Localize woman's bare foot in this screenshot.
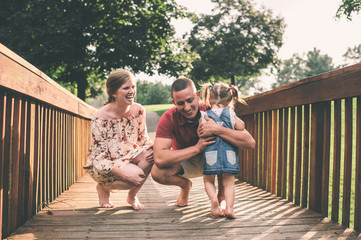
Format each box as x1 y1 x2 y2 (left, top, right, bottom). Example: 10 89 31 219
96 184 114 208
127 195 144 210
210 200 220 218
175 179 192 207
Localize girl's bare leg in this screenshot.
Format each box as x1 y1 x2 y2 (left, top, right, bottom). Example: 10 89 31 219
222 174 236 219
217 175 226 216
204 175 221 218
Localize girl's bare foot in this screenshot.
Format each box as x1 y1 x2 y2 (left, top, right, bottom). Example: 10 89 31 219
225 208 237 219
96 184 114 208
210 200 220 218
219 200 226 217
127 195 144 210
175 179 192 207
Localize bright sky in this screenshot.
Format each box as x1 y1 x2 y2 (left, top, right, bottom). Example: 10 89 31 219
174 0 361 66
138 0 361 87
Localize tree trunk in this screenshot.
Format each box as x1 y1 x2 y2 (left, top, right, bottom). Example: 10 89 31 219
231 75 235 85
77 78 86 101
76 70 87 101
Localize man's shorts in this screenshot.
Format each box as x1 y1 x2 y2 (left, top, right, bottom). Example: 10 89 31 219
178 154 203 178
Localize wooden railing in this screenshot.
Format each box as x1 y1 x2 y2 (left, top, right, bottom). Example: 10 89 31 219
237 63 361 233
0 44 96 239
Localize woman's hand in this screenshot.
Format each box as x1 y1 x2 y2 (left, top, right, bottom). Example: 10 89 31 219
133 145 154 164
111 164 146 187
124 170 145 187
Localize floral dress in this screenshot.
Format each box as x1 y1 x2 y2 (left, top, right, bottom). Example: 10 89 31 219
84 103 152 185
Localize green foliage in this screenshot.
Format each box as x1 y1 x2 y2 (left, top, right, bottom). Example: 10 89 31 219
303 48 335 77
136 81 153 105
0 0 187 100
272 54 305 89
342 43 361 65
136 81 171 105
187 0 286 91
272 48 335 89
336 0 361 20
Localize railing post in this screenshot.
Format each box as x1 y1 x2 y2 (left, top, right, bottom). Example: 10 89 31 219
331 100 342 222
321 101 331 217
302 104 310 208
0 90 5 239
355 96 361 232
342 98 353 227
309 102 325 213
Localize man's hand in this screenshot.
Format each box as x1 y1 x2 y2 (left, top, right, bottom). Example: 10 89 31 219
198 113 256 149
198 114 220 138
195 136 216 152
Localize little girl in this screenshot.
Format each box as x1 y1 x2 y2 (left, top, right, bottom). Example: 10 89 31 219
200 82 246 219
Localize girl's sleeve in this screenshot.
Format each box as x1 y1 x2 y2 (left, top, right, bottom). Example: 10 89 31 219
137 106 153 146
230 108 237 129
84 119 114 174
200 111 207 123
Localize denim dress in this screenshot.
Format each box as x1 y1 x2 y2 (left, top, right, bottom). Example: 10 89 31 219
203 108 240 176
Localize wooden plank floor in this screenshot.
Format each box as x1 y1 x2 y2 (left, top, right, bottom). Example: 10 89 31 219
7 174 360 239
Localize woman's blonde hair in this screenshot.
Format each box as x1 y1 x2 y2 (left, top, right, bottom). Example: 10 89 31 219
202 82 247 109
104 69 134 105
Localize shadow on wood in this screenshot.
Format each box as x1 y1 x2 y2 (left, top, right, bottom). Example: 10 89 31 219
7 175 360 239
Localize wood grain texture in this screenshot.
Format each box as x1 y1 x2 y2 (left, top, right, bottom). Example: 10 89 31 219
7 174 360 239
0 44 96 119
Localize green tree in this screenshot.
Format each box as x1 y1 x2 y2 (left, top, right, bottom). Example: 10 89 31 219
272 53 305 89
143 82 171 105
272 48 335 89
136 81 153 105
303 48 335 77
343 43 361 65
187 0 286 89
136 81 171 105
0 0 186 100
336 0 361 20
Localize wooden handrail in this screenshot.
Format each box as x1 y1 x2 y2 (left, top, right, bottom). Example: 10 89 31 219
237 63 361 232
237 63 361 116
0 43 95 119
0 44 96 238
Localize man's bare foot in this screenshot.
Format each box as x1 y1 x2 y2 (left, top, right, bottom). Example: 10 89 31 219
210 200 220 218
127 195 144 210
96 184 114 208
225 208 237 219
175 179 192 207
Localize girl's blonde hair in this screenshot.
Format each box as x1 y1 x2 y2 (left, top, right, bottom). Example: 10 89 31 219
104 69 134 105
202 82 247 109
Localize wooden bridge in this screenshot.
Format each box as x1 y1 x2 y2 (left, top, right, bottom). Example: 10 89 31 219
1 43 361 239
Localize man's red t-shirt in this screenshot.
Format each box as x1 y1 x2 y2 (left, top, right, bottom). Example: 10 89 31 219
155 107 200 150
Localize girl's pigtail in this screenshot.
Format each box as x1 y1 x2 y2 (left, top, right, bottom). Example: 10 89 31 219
202 83 212 107
229 85 247 106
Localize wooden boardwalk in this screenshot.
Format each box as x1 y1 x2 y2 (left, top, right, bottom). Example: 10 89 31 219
7 174 360 239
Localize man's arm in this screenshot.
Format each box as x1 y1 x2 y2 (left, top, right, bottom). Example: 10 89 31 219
153 136 215 168
198 114 255 149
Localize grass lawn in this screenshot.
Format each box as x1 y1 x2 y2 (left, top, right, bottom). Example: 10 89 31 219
144 103 173 117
